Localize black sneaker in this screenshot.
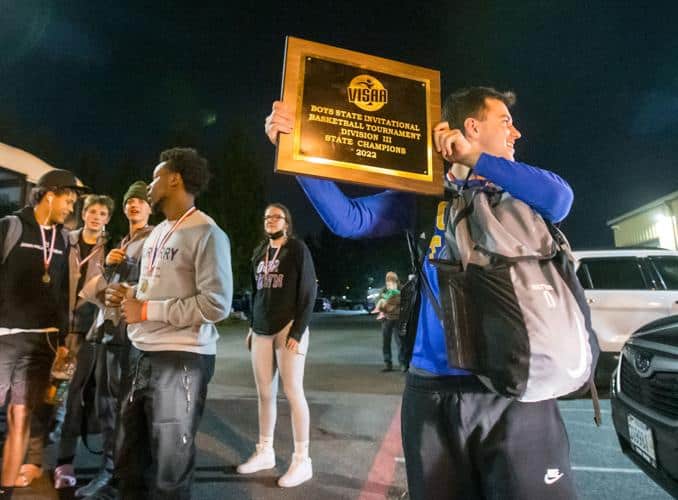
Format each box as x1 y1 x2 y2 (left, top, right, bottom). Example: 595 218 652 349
381 363 393 372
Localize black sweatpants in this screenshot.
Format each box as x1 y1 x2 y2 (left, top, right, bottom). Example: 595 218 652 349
115 347 214 500
401 374 577 500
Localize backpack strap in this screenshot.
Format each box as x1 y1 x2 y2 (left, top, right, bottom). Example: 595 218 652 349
450 190 480 236
546 220 602 425
405 231 443 320
590 374 602 426
1 215 22 265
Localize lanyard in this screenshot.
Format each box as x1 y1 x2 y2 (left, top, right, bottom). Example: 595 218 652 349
76 244 102 270
263 243 282 279
146 207 196 275
39 224 57 284
119 224 149 250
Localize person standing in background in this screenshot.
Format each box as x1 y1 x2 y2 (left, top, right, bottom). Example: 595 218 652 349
237 203 317 488
374 271 405 372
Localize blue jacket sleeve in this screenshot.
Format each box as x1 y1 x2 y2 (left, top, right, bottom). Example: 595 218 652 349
473 154 574 223
296 177 416 239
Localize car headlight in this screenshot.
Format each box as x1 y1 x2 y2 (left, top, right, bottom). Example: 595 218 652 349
610 368 617 396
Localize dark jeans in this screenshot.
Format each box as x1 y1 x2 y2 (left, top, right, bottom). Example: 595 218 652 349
115 347 215 500
95 342 130 472
381 319 405 366
401 374 577 500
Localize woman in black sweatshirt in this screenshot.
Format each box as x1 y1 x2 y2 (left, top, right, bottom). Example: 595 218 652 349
237 203 317 488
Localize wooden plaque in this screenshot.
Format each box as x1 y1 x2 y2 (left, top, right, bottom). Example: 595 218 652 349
275 36 443 196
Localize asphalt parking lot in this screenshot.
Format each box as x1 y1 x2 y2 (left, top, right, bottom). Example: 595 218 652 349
5 312 673 499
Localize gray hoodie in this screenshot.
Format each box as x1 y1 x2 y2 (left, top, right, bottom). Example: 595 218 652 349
127 209 232 354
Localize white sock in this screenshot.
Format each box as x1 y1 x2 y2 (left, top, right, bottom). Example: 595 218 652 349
259 435 274 449
294 440 309 459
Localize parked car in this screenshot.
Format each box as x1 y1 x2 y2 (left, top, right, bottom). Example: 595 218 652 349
314 297 332 312
331 295 366 311
574 249 678 380
230 292 251 320
610 315 678 497
365 285 384 312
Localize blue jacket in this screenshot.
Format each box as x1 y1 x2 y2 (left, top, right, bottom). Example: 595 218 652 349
298 153 573 375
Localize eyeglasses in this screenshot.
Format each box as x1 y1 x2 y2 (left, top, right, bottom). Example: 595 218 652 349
263 215 286 221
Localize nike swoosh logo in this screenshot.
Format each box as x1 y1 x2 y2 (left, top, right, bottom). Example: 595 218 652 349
544 472 564 485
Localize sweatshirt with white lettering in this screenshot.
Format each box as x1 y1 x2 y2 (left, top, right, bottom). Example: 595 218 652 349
127 209 232 355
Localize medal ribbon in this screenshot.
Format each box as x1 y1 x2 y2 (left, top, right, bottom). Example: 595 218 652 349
146 207 197 275
39 224 57 279
119 224 149 250
263 243 282 280
77 244 102 270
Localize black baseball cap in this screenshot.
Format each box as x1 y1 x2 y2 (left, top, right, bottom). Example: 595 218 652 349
36 169 90 192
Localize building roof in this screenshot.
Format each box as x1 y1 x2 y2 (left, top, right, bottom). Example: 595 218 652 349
0 142 55 183
573 249 678 259
607 190 678 226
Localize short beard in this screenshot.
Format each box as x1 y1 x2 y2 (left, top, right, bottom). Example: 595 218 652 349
151 197 165 217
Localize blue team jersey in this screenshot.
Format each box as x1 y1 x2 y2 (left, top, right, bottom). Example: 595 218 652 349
410 201 471 375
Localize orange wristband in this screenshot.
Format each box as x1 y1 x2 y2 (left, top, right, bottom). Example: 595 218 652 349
141 301 149 322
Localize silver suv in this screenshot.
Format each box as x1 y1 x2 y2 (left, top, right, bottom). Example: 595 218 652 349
574 249 678 376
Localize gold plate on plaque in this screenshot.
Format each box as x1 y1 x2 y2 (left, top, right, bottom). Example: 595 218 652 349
276 37 443 196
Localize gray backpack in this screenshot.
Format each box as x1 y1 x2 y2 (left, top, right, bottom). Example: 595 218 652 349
1 215 23 264
434 189 600 404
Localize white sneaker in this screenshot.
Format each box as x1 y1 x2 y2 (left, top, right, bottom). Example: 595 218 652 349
236 445 276 474
278 454 312 488
54 463 77 489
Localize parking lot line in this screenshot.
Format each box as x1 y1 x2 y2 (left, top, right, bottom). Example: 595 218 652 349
572 466 643 474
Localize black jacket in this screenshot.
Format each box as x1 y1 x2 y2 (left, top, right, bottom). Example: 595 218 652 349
0 207 69 333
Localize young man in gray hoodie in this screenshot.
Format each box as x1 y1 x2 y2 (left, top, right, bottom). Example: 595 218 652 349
104 148 233 500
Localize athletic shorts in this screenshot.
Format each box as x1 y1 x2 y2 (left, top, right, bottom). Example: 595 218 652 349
0 332 57 408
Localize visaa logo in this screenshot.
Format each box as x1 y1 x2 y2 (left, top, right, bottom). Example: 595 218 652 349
347 75 388 112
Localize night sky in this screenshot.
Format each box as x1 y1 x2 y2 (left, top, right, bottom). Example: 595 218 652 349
2 1 677 248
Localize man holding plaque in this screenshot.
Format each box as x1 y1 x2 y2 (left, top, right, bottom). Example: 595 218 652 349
0 169 81 499
104 148 232 500
266 87 579 499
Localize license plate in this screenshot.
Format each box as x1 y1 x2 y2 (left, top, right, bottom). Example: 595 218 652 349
627 414 656 467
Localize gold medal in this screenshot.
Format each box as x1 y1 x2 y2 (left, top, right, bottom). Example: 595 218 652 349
39 224 56 286
139 279 148 293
